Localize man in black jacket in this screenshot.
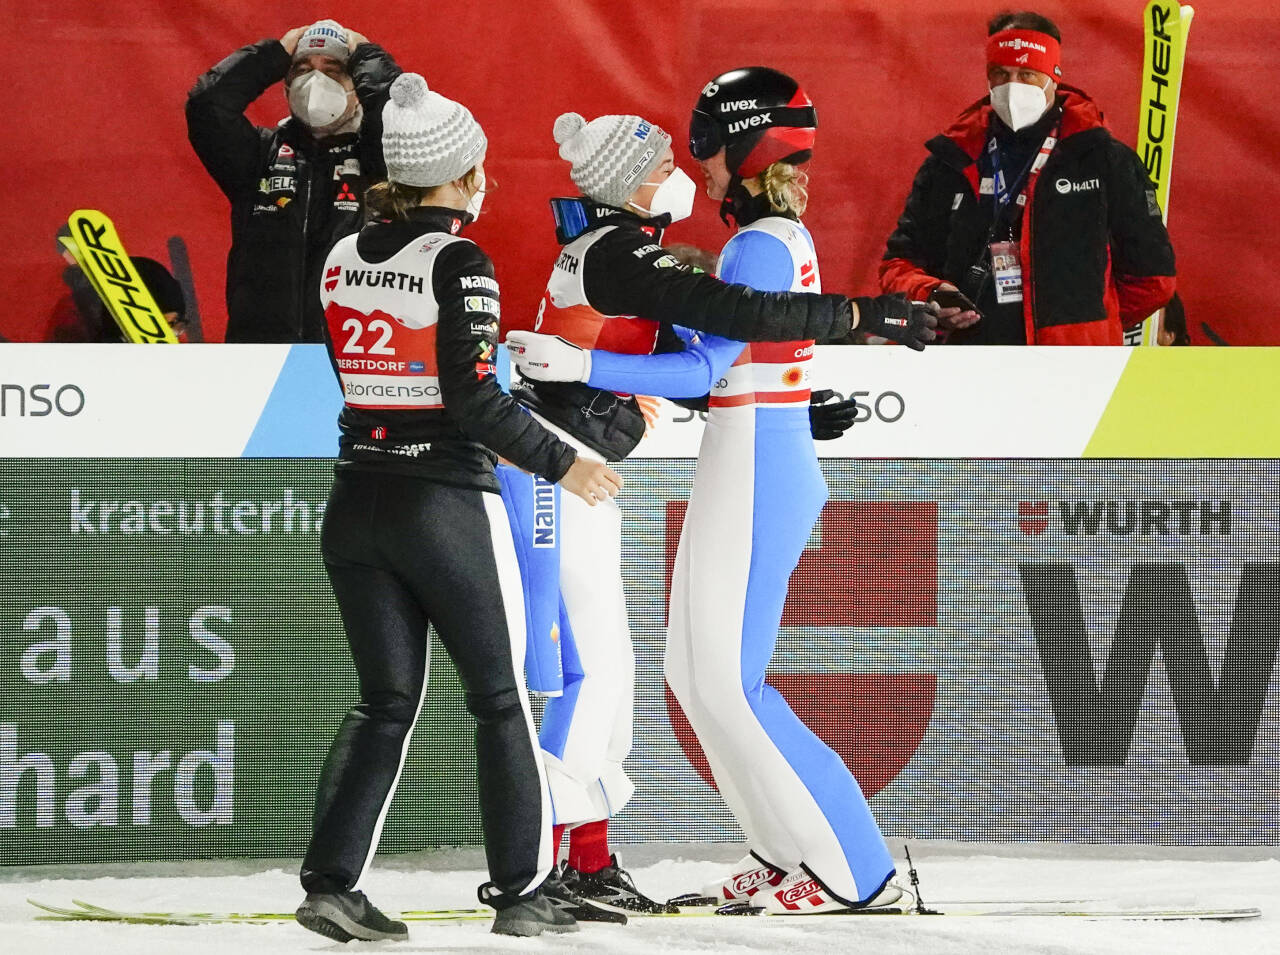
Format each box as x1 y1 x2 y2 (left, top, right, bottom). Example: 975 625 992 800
186 20 401 343
879 11 1175 345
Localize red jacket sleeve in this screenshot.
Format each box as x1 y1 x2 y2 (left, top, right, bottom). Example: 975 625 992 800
1115 273 1176 327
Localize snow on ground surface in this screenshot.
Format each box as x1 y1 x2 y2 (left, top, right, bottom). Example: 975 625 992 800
1 842 1276 954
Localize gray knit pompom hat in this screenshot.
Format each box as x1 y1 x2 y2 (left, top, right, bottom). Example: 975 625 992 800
553 111 672 208
382 74 487 188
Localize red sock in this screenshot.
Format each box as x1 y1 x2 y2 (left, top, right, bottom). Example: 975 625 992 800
551 824 567 862
567 818 611 874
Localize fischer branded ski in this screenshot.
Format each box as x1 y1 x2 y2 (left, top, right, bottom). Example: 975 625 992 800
1127 1 1195 346
29 897 1261 925
60 209 179 344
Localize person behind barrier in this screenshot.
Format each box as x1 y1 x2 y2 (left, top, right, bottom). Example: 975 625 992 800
51 254 188 342
879 10 1176 344
296 72 623 943
186 19 400 342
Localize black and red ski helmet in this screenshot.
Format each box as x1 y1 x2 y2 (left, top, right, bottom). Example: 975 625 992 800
689 67 817 178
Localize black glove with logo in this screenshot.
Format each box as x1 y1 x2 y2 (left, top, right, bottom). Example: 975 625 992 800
850 294 939 351
809 390 859 441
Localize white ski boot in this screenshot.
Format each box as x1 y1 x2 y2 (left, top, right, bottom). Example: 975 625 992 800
759 869 914 915
701 854 788 903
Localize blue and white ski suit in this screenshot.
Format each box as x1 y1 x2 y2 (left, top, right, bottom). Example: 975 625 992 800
580 215 894 905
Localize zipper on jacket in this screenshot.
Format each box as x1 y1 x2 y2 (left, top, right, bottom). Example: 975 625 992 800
296 153 311 341
1024 166 1037 344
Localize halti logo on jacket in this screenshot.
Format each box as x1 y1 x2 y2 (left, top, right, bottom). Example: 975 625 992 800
1056 178 1101 194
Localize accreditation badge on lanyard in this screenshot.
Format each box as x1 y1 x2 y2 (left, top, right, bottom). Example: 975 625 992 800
988 129 1058 305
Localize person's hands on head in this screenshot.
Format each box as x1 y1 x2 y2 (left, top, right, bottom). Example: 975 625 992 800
280 26 307 57
506 331 590 383
284 20 358 133
929 283 982 330
345 29 369 51
559 457 623 507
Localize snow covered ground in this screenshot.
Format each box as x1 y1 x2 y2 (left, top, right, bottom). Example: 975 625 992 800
1 842 1275 954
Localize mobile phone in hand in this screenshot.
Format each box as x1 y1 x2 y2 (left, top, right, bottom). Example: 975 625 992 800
930 287 982 316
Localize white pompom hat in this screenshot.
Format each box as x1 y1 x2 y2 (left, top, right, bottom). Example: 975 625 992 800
381 73 487 188
553 111 671 208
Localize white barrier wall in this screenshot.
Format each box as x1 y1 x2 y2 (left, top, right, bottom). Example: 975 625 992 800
0 346 1277 863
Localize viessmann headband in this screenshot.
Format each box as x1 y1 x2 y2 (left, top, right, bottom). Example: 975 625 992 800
986 29 1062 79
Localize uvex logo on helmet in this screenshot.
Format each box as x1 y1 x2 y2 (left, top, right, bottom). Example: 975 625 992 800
690 66 817 179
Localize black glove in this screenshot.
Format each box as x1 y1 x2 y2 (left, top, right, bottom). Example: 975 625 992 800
809 389 859 441
851 293 939 351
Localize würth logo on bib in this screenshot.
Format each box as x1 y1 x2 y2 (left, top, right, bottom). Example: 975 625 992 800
324 266 341 292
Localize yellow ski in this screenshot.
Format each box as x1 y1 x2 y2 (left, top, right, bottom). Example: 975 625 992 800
1128 2 1194 347
62 209 178 344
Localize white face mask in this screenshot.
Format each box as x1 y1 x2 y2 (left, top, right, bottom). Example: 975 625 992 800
288 70 352 129
458 175 486 219
629 167 697 223
990 79 1052 132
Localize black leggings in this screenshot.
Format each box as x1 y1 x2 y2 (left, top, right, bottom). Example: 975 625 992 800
301 468 549 899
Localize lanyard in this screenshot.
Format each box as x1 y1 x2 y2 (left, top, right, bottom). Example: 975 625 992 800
988 126 1059 225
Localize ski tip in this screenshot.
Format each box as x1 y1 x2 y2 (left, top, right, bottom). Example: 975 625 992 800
714 902 764 917
666 894 718 908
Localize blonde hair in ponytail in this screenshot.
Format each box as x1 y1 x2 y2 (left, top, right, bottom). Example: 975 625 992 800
750 161 809 217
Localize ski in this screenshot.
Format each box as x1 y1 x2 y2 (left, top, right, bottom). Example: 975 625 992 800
29 897 1260 925
60 209 179 344
1127 1 1195 346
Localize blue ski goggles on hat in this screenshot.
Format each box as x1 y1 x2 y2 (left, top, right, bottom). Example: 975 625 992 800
688 109 721 161
550 196 593 244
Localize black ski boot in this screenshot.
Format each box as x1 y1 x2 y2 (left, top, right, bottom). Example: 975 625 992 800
295 889 408 942
480 881 580 937
568 854 679 914
543 861 628 923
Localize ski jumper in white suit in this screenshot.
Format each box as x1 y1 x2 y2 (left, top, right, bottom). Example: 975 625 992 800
577 214 895 906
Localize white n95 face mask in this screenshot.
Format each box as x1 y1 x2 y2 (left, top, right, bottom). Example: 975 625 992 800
458 174 486 219
288 71 352 128
630 167 697 223
990 80 1052 132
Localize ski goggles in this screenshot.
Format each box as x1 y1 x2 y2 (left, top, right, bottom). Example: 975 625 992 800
688 106 819 161
688 109 721 161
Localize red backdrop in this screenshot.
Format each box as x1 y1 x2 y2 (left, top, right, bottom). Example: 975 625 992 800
10 1 1275 344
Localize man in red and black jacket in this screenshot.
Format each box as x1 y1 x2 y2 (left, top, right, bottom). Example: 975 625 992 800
880 11 1175 345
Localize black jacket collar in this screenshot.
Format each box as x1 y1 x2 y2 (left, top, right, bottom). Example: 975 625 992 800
357 206 471 262
573 199 668 243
